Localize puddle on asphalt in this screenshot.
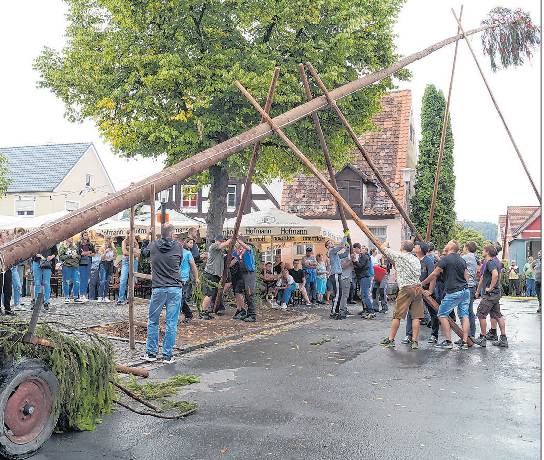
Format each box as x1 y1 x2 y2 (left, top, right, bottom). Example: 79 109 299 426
182 368 240 394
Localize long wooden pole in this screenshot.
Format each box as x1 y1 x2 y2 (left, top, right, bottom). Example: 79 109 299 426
213 68 280 312
150 184 156 242
452 9 541 203
305 62 424 242
0 23 497 270
234 81 384 250
128 204 135 350
426 6 464 241
298 64 352 248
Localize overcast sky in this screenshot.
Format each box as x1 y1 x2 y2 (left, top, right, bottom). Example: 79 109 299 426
0 0 540 224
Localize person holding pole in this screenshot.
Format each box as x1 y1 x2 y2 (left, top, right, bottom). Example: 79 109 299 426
379 240 423 349
140 223 184 363
233 235 257 322
325 230 350 319
117 229 140 304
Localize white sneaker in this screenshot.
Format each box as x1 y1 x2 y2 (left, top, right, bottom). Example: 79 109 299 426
80 296 88 303
64 298 70 304
102 297 111 303
74 297 84 303
281 302 287 310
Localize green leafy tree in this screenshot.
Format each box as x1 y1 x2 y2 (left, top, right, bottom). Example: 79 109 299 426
410 84 456 251
0 151 13 195
33 0 409 241
453 227 491 258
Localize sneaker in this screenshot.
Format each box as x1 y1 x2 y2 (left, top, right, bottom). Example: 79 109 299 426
162 355 175 364
30 300 35 310
281 302 287 310
216 309 226 316
379 338 395 348
4 310 15 316
473 335 487 347
64 298 70 304
199 312 214 320
435 340 453 349
346 311 354 317
410 340 419 349
80 296 88 303
305 302 313 306
74 297 85 303
485 330 498 341
401 335 412 344
43 303 49 311
117 299 125 305
334 315 346 320
244 316 256 322
141 353 157 362
181 316 193 324
492 335 508 348
330 313 338 319
102 297 111 303
233 309 246 319
460 341 469 350
454 338 463 345
428 335 438 344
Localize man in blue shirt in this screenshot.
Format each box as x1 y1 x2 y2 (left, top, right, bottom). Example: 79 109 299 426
233 235 258 322
325 231 349 318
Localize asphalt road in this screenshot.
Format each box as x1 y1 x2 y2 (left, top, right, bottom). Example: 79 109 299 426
34 298 541 460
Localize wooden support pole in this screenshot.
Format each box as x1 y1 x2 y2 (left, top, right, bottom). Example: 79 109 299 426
426 6 464 242
298 64 352 248
150 184 156 242
305 62 425 242
234 81 384 250
452 9 541 204
128 204 135 350
423 292 473 346
214 68 280 312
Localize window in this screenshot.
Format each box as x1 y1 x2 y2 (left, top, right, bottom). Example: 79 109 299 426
227 185 236 210
181 187 197 209
367 226 387 249
337 179 365 213
65 200 80 212
296 244 313 255
14 199 35 216
85 173 93 188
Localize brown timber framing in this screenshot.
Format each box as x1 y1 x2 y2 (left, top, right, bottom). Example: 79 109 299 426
214 68 280 312
305 62 424 242
0 23 497 270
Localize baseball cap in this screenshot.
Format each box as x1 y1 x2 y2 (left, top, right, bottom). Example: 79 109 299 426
215 234 226 241
415 241 429 254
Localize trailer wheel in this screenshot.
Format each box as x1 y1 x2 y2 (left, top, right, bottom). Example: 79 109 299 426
0 359 59 460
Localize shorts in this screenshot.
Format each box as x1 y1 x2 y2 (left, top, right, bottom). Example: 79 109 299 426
202 272 221 298
438 289 470 318
326 278 333 292
232 277 245 295
476 291 502 320
393 286 424 320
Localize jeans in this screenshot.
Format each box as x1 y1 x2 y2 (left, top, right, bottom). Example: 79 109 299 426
118 257 138 301
277 283 296 304
358 277 373 312
77 263 92 297
437 288 470 318
33 261 51 303
62 267 79 298
526 278 536 297
98 265 113 298
146 287 182 358
12 266 21 306
88 268 100 299
305 281 316 303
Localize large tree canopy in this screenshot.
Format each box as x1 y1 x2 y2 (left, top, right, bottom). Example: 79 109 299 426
410 84 456 251
35 0 409 237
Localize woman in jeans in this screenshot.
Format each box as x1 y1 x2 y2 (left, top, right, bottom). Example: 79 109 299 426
98 237 116 302
58 236 81 303
32 244 58 310
76 231 94 302
117 230 140 304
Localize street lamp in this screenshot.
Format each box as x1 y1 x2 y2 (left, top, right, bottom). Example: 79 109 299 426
399 168 415 239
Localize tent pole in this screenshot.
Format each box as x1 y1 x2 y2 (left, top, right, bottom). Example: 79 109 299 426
426 6 464 242
213 68 280 312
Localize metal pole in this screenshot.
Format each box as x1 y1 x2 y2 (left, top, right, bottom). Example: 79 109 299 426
452 9 541 204
128 204 135 350
0 23 496 270
213 67 280 312
426 6 464 242
234 81 385 250
305 62 425 242
298 64 352 248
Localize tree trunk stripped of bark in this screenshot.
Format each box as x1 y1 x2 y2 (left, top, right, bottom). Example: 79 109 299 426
206 164 229 251
0 23 496 270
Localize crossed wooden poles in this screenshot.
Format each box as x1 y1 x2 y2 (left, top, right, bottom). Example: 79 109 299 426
215 63 470 344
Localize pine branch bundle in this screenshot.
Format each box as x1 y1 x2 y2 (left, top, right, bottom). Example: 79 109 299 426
481 7 541 72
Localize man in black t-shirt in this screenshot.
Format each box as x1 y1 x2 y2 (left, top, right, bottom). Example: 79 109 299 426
289 259 312 305
421 240 470 349
473 244 508 347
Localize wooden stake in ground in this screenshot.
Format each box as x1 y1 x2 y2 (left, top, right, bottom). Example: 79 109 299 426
305 62 425 242
234 81 384 250
453 9 541 204
213 68 280 312
426 6 464 242
128 204 135 349
298 64 351 247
